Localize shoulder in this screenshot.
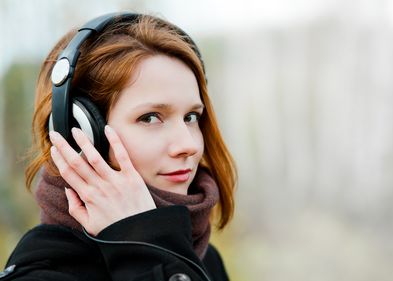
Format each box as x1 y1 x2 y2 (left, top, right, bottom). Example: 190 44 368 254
7 224 94 261
3 224 105 279
202 244 230 281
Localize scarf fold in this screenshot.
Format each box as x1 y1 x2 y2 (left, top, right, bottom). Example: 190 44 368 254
35 167 219 259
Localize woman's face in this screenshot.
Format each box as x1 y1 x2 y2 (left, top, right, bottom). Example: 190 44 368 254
107 55 204 195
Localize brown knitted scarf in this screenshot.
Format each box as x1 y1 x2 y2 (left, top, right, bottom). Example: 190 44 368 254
35 167 219 259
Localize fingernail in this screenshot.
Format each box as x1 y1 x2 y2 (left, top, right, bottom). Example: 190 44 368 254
49 131 59 143
71 127 80 138
50 145 57 155
105 125 112 134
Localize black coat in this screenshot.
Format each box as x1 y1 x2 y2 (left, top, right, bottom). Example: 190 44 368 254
1 206 229 281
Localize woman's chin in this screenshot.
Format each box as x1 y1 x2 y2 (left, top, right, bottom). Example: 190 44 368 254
150 180 189 195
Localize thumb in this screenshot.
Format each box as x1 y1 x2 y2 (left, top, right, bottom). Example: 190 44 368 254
65 187 89 227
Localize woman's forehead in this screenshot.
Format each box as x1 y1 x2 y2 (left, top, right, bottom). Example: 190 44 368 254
115 55 201 105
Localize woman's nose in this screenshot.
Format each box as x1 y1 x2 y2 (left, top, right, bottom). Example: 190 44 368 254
167 123 200 158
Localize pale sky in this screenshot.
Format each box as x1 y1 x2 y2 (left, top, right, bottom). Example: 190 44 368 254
0 0 392 76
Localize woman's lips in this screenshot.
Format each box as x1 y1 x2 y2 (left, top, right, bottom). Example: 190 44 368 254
159 169 191 183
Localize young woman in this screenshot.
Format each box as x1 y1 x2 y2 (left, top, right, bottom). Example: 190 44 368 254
1 12 236 281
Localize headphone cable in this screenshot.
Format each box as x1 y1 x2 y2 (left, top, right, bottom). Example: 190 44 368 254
82 228 212 281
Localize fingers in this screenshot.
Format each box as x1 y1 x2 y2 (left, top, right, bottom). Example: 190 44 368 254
49 130 100 186
104 125 136 175
71 128 113 179
50 145 87 190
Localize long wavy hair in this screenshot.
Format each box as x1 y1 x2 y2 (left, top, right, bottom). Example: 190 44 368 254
25 14 237 229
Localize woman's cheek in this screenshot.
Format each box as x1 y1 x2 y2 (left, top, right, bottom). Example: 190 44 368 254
194 129 205 155
124 137 159 165
106 131 141 170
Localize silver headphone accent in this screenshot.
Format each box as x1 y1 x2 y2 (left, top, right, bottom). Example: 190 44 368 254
51 58 71 86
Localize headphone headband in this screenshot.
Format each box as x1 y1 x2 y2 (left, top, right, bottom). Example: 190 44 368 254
51 13 140 140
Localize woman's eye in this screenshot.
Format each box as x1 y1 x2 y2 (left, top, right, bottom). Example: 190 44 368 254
137 113 161 124
185 112 201 123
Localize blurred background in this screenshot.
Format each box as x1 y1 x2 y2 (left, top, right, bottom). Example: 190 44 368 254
2 0 393 280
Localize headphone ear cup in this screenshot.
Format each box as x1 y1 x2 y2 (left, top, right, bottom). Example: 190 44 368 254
71 96 109 160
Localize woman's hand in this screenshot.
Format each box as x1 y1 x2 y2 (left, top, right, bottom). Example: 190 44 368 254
49 125 156 236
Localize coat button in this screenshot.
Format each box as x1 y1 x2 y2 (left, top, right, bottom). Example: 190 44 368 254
168 273 191 281
0 265 16 278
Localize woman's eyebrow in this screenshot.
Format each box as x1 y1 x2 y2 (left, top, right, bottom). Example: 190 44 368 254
191 104 205 110
132 103 205 111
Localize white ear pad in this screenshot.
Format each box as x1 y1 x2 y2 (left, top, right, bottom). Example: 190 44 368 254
71 102 95 144
48 102 95 145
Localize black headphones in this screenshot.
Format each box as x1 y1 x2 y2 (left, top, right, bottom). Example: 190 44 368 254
48 12 205 160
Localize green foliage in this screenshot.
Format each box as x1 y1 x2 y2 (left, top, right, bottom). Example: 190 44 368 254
2 62 38 177
0 61 41 268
